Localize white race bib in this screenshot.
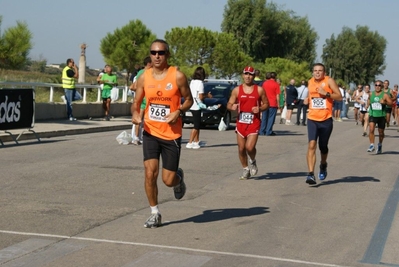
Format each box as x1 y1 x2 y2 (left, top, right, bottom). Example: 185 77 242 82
311 97 327 109
239 112 254 124
371 102 382 110
149 103 170 122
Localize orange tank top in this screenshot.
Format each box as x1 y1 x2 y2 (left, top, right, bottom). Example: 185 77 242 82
143 66 182 140
307 76 333 121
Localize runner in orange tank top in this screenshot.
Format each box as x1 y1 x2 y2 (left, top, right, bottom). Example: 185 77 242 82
304 63 342 185
227 66 269 180
132 39 193 228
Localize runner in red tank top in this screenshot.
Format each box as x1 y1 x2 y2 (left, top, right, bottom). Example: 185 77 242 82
227 66 269 180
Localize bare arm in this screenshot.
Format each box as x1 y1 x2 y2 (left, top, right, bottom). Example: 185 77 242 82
317 78 342 101
258 86 269 112
227 87 239 111
164 70 193 124
383 93 393 106
72 64 78 79
131 74 145 124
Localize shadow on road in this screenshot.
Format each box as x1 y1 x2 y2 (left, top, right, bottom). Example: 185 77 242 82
310 176 380 188
254 172 308 180
163 207 269 226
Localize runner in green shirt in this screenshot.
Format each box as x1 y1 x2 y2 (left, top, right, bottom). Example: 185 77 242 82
367 80 393 154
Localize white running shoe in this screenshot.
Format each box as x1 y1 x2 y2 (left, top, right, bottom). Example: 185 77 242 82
191 142 200 149
186 142 193 149
249 160 258 176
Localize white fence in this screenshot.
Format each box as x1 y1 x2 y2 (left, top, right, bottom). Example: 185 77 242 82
0 81 132 103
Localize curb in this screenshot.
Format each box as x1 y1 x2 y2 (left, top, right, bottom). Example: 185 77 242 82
0 124 132 144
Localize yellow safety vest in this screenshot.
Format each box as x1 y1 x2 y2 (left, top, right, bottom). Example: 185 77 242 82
62 66 75 89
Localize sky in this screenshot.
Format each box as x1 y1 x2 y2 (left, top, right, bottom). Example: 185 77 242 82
1 0 398 83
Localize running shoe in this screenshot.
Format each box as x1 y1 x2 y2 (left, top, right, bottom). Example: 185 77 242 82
318 163 327 180
249 160 258 176
386 122 390 128
186 143 193 149
144 213 162 228
306 174 316 185
362 132 367 137
239 168 251 180
367 144 375 152
376 143 382 154
191 142 200 149
174 168 186 200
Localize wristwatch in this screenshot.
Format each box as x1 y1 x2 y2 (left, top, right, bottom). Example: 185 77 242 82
179 108 184 117
326 92 331 98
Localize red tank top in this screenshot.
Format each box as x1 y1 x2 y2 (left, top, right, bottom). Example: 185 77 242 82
237 84 261 124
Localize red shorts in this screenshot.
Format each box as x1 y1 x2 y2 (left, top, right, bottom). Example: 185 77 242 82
235 121 260 138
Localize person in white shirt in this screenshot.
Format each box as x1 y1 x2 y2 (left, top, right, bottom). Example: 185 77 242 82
333 85 345 122
186 67 206 149
341 86 351 119
295 80 309 126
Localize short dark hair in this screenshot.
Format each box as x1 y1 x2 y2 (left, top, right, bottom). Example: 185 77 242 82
66 58 73 64
143 56 151 66
150 39 170 54
313 63 325 72
192 66 206 81
270 72 277 79
265 72 271 79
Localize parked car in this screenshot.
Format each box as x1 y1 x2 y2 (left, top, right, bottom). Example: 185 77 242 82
183 79 239 129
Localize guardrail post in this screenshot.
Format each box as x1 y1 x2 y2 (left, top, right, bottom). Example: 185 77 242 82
49 86 54 103
97 87 101 102
82 87 87 103
122 85 127 102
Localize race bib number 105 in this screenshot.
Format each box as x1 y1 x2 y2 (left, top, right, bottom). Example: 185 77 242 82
149 103 170 122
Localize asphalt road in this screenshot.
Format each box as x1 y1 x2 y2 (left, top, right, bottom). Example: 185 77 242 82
1 120 399 267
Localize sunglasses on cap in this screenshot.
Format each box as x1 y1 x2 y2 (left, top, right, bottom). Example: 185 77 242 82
150 50 166 56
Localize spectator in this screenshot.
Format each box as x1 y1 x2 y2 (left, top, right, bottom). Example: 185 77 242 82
295 80 309 126
332 84 344 122
260 72 280 135
341 86 351 119
253 69 263 86
284 79 298 125
61 58 81 121
186 66 206 149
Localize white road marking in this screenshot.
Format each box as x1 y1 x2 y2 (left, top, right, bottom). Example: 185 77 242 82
0 229 350 267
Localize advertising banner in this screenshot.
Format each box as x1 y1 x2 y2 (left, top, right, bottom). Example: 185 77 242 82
0 88 35 131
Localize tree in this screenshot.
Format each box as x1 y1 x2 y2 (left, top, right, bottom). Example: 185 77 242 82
261 57 311 86
212 32 252 79
322 26 386 84
0 16 33 70
99 20 156 84
221 0 318 65
165 26 216 67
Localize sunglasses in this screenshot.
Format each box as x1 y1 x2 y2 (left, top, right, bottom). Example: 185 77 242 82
375 84 382 87
150 50 166 56
243 72 254 75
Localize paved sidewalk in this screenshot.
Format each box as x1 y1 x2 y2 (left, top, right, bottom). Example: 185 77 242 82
0 116 133 144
